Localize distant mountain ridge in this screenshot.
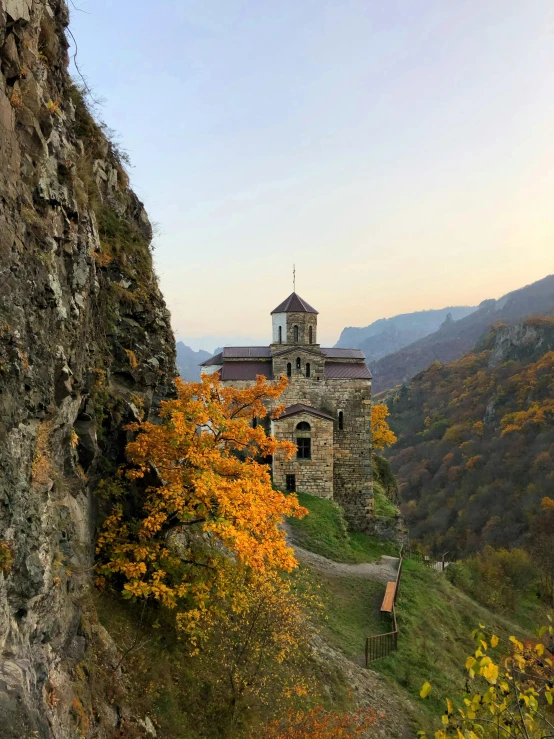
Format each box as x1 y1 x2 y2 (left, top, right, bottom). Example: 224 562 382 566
371 274 554 394
335 306 477 362
176 342 212 381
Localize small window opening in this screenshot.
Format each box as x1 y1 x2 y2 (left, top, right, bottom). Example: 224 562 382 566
252 417 258 429
338 411 344 430
309 326 313 344
293 325 299 342
306 362 311 378
287 362 292 377
296 357 301 371
296 421 311 460
286 474 296 492
278 326 282 344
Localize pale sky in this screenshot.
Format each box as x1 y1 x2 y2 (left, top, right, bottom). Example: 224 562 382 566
70 0 554 350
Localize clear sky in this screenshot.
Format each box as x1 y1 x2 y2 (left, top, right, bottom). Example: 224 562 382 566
69 0 554 350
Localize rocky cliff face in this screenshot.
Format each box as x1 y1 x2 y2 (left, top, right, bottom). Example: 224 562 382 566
0 1 176 736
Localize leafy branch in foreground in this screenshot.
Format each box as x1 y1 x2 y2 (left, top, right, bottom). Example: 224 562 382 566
418 619 554 738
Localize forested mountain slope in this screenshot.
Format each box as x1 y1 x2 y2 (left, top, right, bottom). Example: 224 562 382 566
371 274 554 393
385 318 554 556
335 305 476 361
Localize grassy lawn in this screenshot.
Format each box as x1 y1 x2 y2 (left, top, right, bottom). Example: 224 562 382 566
306 569 387 658
288 491 399 563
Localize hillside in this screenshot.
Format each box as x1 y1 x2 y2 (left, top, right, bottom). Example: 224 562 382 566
371 274 554 393
335 306 476 361
176 341 212 381
285 494 547 736
385 317 554 556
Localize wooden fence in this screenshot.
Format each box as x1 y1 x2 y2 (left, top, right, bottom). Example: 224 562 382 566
365 541 448 665
404 542 449 572
365 550 403 665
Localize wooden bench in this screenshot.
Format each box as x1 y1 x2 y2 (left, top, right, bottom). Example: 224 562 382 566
380 581 396 613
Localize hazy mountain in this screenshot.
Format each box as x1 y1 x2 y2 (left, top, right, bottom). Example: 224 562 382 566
335 306 477 361
176 342 212 381
371 274 554 394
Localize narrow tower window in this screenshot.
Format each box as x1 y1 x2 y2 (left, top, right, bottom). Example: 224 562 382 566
309 326 313 344
306 363 311 378
278 326 282 344
296 421 311 459
296 357 301 371
338 411 344 430
252 416 258 429
293 325 299 343
287 362 292 377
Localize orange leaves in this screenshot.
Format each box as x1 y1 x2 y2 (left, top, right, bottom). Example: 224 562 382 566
257 706 380 738
96 373 308 636
371 404 397 451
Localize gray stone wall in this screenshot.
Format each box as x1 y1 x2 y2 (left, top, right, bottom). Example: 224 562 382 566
272 412 334 498
228 372 374 531
272 348 325 380
284 311 317 345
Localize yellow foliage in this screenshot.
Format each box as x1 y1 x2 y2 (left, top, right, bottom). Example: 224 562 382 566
32 421 54 487
419 622 554 737
124 348 138 368
96 374 307 636
371 404 397 450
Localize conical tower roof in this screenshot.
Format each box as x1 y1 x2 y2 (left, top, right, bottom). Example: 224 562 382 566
271 292 318 314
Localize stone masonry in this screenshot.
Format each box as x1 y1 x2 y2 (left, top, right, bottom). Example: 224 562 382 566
201 292 374 530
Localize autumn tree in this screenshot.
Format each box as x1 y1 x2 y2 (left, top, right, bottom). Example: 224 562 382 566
528 497 554 606
419 621 554 738
195 567 321 731
372 403 397 450
96 373 307 638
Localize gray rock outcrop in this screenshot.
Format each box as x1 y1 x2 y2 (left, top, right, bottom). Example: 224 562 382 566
0 1 176 736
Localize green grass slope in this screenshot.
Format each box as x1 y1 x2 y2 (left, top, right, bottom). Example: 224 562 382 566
288 491 398 563
290 492 549 734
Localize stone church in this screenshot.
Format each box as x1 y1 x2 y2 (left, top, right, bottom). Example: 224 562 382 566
200 293 373 530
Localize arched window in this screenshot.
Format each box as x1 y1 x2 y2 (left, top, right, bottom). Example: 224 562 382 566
278 326 282 344
309 326 313 344
338 411 344 430
296 357 301 371
287 362 292 377
293 325 299 343
252 416 258 429
306 363 311 378
296 421 311 459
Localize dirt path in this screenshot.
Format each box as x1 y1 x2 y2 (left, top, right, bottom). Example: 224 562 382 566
291 544 400 584
285 536 414 738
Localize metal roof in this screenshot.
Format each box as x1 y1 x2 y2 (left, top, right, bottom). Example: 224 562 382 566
271 292 318 315
323 363 372 380
223 346 271 359
276 403 334 421
200 351 223 367
322 348 366 359
220 361 273 381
